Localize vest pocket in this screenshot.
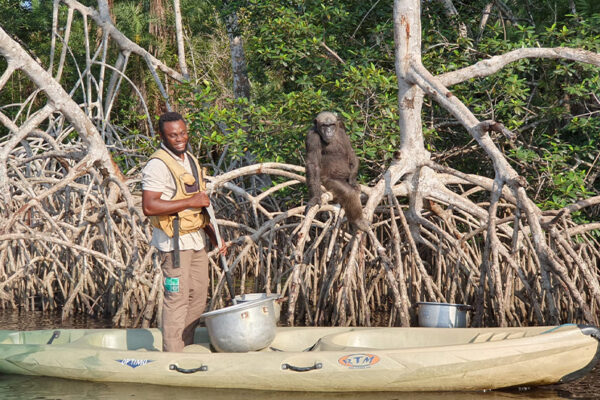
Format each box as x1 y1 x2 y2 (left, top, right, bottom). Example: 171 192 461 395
178 209 209 233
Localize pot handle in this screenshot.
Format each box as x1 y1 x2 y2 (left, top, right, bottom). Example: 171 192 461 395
169 363 208 374
457 305 474 312
281 362 323 372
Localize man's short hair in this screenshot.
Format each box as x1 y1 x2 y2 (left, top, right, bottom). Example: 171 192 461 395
158 111 185 135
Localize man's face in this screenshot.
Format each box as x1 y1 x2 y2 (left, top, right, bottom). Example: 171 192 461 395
160 119 188 156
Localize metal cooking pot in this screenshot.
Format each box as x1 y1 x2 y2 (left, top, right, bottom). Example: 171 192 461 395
417 302 473 328
200 297 276 352
234 293 281 322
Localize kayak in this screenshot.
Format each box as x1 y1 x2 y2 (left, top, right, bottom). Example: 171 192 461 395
0 324 598 392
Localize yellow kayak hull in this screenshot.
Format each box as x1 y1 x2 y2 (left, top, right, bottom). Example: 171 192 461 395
0 324 598 392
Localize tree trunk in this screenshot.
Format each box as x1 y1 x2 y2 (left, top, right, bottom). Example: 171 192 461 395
173 0 189 79
223 1 250 100
149 0 169 57
384 0 600 324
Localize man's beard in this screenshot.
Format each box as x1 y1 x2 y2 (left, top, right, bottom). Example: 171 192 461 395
163 140 187 156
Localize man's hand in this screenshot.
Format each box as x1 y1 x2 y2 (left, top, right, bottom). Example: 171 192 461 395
203 223 229 256
187 192 210 209
217 243 228 256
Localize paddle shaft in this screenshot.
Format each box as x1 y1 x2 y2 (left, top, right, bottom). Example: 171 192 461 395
206 205 237 305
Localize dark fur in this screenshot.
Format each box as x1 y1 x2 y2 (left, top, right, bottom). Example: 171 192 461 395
305 112 368 231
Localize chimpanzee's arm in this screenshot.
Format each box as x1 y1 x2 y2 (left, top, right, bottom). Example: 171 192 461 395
305 129 323 205
344 133 359 188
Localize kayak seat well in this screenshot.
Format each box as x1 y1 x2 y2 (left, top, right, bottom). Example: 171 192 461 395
69 329 161 351
0 330 86 345
315 327 536 351
266 327 355 352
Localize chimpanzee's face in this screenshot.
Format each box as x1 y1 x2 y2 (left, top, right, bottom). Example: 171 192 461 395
316 113 337 143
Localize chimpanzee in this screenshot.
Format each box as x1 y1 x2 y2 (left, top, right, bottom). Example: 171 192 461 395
305 111 369 232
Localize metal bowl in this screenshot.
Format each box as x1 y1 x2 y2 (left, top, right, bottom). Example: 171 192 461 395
416 302 473 328
234 293 281 322
200 297 276 352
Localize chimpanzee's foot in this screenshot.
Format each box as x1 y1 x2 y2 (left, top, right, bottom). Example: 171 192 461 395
351 218 370 232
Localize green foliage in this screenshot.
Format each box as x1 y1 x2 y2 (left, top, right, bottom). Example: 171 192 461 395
0 0 54 130
181 0 599 217
113 2 150 47
2 0 599 218
178 81 250 165
0 0 53 62
417 1 600 217
238 0 398 179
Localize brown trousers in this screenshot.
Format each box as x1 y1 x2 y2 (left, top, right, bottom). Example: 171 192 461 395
159 249 209 352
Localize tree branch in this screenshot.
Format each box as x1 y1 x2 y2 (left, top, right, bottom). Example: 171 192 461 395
60 0 184 82
438 47 600 87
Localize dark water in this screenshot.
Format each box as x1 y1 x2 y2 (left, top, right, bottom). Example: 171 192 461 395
0 310 598 400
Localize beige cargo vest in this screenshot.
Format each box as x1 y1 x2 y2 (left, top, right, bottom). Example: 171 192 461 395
148 149 209 237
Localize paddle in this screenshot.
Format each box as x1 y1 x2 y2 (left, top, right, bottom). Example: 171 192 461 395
205 205 237 305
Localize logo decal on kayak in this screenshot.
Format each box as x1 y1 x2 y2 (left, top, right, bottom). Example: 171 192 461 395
116 358 154 368
338 353 380 369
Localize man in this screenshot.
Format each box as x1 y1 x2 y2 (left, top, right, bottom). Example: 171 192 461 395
142 111 223 352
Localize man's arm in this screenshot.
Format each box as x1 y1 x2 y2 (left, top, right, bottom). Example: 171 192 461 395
203 223 228 255
142 190 210 216
203 223 217 246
